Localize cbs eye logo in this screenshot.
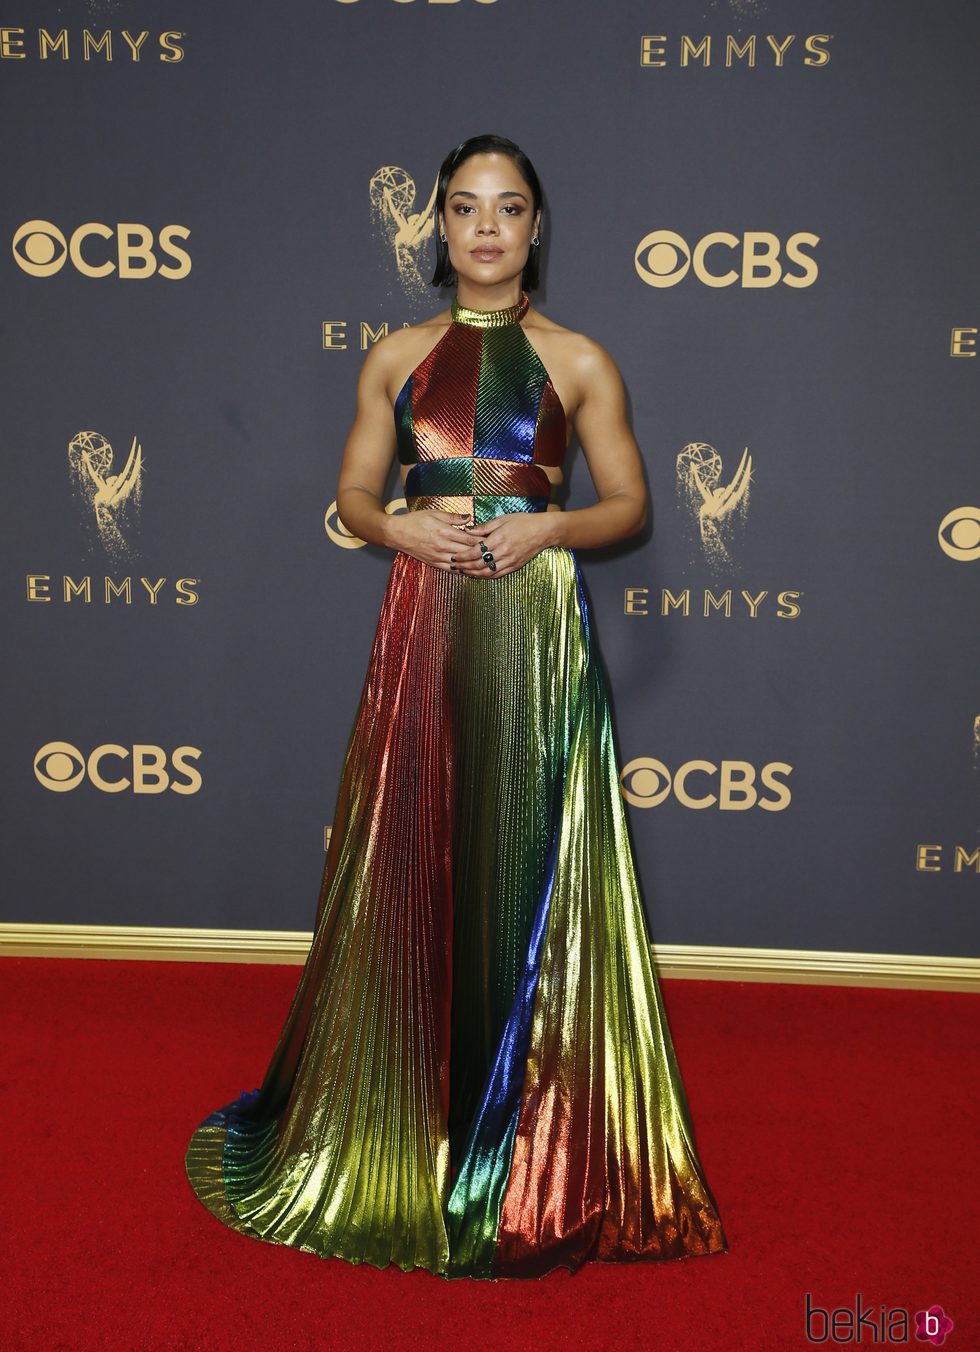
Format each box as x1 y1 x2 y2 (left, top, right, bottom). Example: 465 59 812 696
620 758 792 810
12 220 191 279
34 742 202 794
634 230 819 289
938 506 980 561
324 497 407 548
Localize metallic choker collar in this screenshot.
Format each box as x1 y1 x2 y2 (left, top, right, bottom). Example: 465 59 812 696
451 291 530 329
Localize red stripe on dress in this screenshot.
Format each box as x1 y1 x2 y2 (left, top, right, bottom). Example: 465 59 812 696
411 324 483 462
531 380 567 469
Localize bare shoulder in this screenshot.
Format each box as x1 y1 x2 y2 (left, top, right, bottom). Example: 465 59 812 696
523 305 624 416
361 308 454 402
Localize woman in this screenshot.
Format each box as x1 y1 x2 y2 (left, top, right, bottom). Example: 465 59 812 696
185 133 728 1281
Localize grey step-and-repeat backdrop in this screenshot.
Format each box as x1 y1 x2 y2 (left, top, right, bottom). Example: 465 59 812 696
3 1 977 959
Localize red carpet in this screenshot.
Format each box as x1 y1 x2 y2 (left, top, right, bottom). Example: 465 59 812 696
3 956 976 1350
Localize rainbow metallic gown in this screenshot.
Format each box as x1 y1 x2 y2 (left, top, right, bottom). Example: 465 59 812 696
184 290 728 1281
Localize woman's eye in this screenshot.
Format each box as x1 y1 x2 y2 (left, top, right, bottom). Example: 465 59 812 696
452 203 523 216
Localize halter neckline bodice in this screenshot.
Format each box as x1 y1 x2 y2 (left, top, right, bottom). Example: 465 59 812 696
395 285 565 524
450 291 530 329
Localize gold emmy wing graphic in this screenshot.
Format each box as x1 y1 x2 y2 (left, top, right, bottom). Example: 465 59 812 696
369 164 438 306
676 441 753 570
68 430 143 558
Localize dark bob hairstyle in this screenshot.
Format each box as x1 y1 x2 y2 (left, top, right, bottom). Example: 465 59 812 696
431 133 543 292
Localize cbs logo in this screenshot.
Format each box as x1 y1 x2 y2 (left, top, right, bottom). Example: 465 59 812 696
34 742 202 794
620 758 792 810
634 230 819 289
12 220 191 279
937 506 980 561
324 497 407 548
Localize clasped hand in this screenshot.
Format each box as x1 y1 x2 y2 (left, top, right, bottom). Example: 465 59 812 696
397 509 554 578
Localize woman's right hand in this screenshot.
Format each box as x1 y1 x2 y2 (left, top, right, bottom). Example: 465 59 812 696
389 509 489 575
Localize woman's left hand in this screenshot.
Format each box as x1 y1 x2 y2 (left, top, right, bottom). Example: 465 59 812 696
452 511 558 578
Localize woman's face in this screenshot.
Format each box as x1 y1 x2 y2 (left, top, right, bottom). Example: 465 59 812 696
439 152 540 293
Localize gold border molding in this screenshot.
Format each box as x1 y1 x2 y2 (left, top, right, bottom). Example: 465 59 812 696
0 923 975 992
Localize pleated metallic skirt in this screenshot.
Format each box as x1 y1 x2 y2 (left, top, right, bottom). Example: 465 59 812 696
184 534 728 1280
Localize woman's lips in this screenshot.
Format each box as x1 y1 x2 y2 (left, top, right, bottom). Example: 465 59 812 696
471 248 503 260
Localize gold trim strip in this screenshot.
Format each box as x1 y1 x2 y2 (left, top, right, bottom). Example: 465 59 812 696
0 923 976 992
451 290 530 328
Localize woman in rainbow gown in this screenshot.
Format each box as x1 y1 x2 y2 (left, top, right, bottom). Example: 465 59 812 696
185 133 728 1281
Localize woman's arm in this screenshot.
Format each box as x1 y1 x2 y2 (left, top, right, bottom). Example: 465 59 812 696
545 338 648 550
334 341 402 549
334 334 475 565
